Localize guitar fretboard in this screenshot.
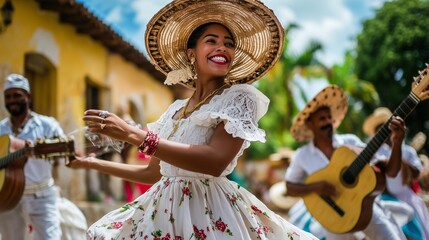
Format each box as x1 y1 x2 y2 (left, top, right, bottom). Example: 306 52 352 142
0 148 26 169
342 92 420 184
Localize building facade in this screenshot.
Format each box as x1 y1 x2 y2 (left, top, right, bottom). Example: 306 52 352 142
0 0 177 201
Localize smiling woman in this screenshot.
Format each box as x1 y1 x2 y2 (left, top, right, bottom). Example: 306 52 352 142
67 0 318 239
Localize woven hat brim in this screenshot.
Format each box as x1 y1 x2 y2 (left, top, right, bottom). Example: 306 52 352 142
268 181 299 210
362 107 392 136
290 85 348 142
145 0 284 88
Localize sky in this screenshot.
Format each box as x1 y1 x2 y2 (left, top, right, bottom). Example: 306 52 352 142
77 0 389 67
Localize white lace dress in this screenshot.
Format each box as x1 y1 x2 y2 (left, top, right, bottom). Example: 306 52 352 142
87 84 317 240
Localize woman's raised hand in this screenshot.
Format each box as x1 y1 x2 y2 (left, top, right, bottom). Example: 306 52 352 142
83 109 135 142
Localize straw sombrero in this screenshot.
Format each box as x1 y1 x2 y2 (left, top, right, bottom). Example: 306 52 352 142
410 132 427 152
145 0 284 88
290 85 348 142
268 181 300 210
269 147 294 168
363 107 392 137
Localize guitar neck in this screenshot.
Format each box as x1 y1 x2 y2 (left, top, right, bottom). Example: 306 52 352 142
0 148 28 169
345 92 420 179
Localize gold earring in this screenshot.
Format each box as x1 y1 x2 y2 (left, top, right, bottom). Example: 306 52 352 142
224 74 231 85
190 57 197 80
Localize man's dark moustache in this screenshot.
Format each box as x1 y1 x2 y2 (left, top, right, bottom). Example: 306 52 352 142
320 124 334 130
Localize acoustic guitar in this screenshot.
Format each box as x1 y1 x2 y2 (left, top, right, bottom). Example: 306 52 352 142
0 135 75 212
303 64 429 233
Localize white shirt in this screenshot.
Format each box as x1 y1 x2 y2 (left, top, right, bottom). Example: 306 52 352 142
0 111 65 185
285 134 367 183
376 143 423 196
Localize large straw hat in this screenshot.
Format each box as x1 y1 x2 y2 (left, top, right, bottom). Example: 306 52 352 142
363 107 392 137
145 0 284 88
290 85 348 142
410 132 427 152
269 147 294 168
268 181 300 210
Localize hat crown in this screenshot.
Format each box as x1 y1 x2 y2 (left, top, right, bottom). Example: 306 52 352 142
4 74 30 93
372 107 392 119
290 85 348 142
363 107 393 136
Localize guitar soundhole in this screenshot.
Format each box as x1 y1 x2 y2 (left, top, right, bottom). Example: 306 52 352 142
341 168 357 187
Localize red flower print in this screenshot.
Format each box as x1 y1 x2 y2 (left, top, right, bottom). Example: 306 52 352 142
193 225 207 240
251 205 263 214
175 237 183 240
162 233 171 240
179 186 193 206
110 221 123 229
215 218 228 232
182 187 190 196
163 179 171 188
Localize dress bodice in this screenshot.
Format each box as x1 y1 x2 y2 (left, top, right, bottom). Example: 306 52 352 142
147 84 269 178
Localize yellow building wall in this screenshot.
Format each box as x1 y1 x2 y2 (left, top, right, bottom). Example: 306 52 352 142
0 0 173 200
106 54 172 124
0 0 173 132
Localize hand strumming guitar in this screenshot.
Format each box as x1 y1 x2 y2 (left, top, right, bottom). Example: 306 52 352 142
310 181 337 197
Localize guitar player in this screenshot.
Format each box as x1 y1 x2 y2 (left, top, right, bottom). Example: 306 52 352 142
0 74 65 240
284 85 407 240
364 107 429 239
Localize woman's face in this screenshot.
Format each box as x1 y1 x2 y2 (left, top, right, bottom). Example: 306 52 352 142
189 24 235 79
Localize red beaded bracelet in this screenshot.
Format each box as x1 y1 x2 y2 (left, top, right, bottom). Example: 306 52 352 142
138 131 160 156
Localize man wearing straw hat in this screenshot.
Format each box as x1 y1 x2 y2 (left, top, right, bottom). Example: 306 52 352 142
364 107 429 239
0 74 65 239
285 85 407 239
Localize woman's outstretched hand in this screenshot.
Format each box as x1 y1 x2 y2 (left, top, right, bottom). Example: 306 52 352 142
83 109 135 142
66 153 96 169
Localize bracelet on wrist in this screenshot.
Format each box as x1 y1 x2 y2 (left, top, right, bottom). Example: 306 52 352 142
138 131 160 156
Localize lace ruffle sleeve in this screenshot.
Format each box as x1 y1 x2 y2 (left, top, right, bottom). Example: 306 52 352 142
192 84 269 142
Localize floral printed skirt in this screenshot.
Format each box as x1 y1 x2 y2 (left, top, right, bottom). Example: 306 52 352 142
87 176 317 240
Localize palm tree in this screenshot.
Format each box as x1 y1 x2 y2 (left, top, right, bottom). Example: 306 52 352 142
329 51 380 138
249 27 380 159
250 24 328 159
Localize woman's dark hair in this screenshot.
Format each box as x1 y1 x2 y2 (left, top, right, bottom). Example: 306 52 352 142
186 22 234 49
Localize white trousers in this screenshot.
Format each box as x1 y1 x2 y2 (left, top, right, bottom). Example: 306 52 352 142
0 185 62 240
326 199 407 240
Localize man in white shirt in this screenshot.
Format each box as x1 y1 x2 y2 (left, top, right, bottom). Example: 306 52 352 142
285 85 407 240
0 74 64 239
364 107 429 239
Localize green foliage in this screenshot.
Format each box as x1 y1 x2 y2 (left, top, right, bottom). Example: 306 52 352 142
355 0 429 137
329 52 380 138
248 25 328 159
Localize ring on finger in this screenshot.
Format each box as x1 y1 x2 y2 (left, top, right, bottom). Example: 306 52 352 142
99 110 109 119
